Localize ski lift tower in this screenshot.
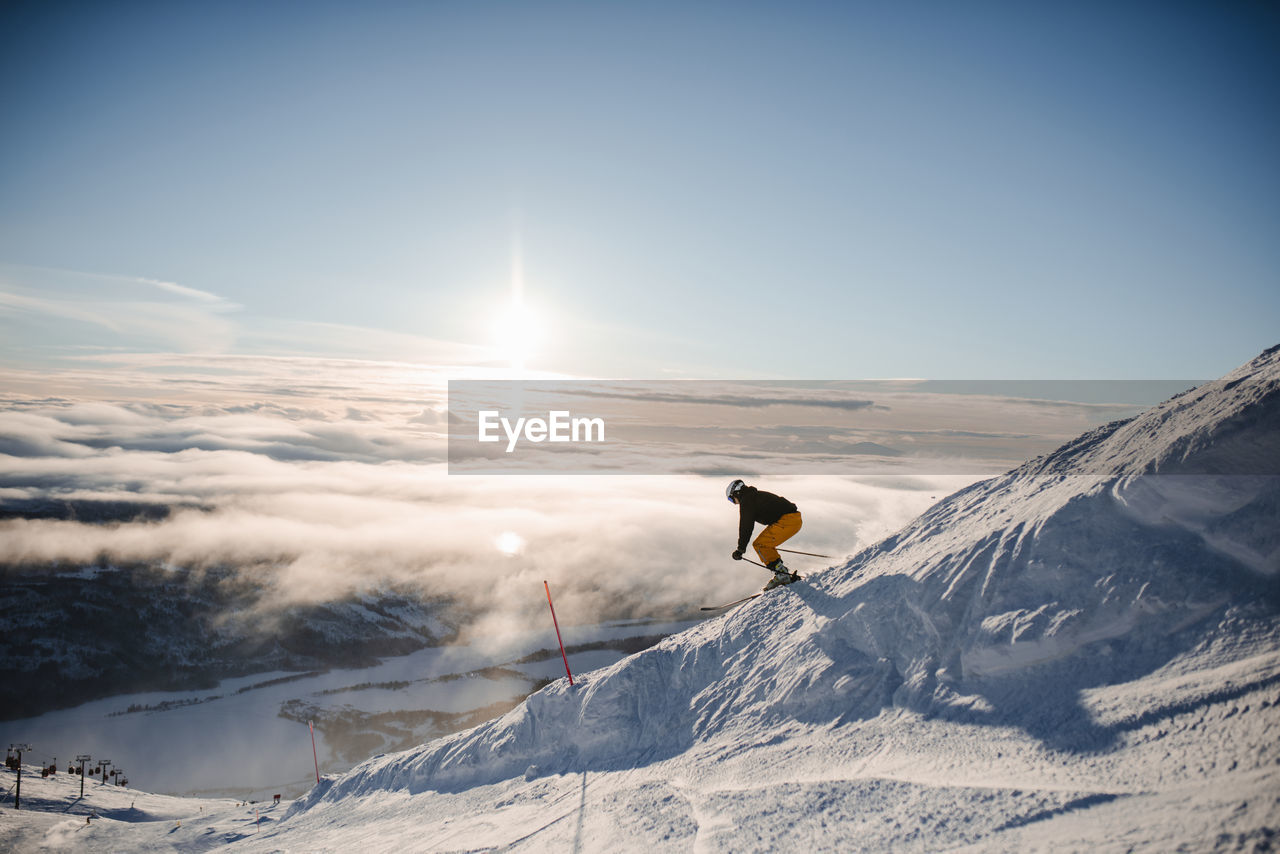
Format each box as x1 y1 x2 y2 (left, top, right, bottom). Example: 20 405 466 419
76 755 91 798
10 743 32 810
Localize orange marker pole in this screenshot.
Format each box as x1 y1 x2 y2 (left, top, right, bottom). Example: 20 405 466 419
308 720 320 783
543 581 574 685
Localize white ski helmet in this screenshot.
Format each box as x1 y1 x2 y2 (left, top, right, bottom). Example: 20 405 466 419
725 479 745 503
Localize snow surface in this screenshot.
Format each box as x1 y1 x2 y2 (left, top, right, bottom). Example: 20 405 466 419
6 346 1280 851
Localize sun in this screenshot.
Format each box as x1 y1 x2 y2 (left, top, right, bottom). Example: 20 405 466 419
489 227 549 371
492 299 542 371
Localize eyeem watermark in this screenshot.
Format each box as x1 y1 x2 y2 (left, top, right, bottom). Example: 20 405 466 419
448 378 1207 475
478 410 606 453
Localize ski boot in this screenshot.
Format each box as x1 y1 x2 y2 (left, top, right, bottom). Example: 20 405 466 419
762 560 800 591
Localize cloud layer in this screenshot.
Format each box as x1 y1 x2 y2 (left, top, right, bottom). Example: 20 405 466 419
0 366 966 645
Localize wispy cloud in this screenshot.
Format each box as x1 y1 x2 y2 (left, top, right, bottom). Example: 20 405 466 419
0 264 498 368
136 277 229 303
0 265 241 353
554 385 881 411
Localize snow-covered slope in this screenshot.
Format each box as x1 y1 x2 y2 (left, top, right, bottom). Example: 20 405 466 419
0 762 252 852
316 347 1279 793
81 347 1279 851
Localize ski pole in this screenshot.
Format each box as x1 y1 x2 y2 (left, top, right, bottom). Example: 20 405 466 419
778 548 833 559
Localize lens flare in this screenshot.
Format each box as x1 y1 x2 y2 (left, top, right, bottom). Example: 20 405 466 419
495 531 525 556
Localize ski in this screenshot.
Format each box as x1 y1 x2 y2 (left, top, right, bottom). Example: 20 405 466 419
702 569 805 611
700 593 762 611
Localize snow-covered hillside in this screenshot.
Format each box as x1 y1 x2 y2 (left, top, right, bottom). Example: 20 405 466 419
0 761 251 851
16 346 1280 851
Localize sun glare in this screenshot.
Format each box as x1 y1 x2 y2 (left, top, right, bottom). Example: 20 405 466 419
492 300 542 370
495 530 525 556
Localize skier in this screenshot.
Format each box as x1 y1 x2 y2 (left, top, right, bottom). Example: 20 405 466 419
726 479 802 590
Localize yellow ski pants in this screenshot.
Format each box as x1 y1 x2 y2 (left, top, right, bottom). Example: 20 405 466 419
753 512 802 566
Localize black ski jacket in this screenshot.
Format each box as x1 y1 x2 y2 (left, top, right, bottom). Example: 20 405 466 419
736 486 799 552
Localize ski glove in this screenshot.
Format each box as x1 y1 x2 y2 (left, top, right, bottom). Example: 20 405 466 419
732 549 744 560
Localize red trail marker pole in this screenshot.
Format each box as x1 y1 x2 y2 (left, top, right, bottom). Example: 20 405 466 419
543 580 574 686
308 720 320 783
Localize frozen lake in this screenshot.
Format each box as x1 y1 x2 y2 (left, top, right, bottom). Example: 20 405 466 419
3 619 697 799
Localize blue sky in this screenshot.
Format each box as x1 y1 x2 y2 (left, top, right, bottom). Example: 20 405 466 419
2 1 1278 381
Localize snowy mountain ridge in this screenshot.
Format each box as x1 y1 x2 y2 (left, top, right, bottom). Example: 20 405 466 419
1026 342 1280 478
266 346 1280 850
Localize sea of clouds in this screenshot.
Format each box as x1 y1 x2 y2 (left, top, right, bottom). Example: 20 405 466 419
0 354 978 645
